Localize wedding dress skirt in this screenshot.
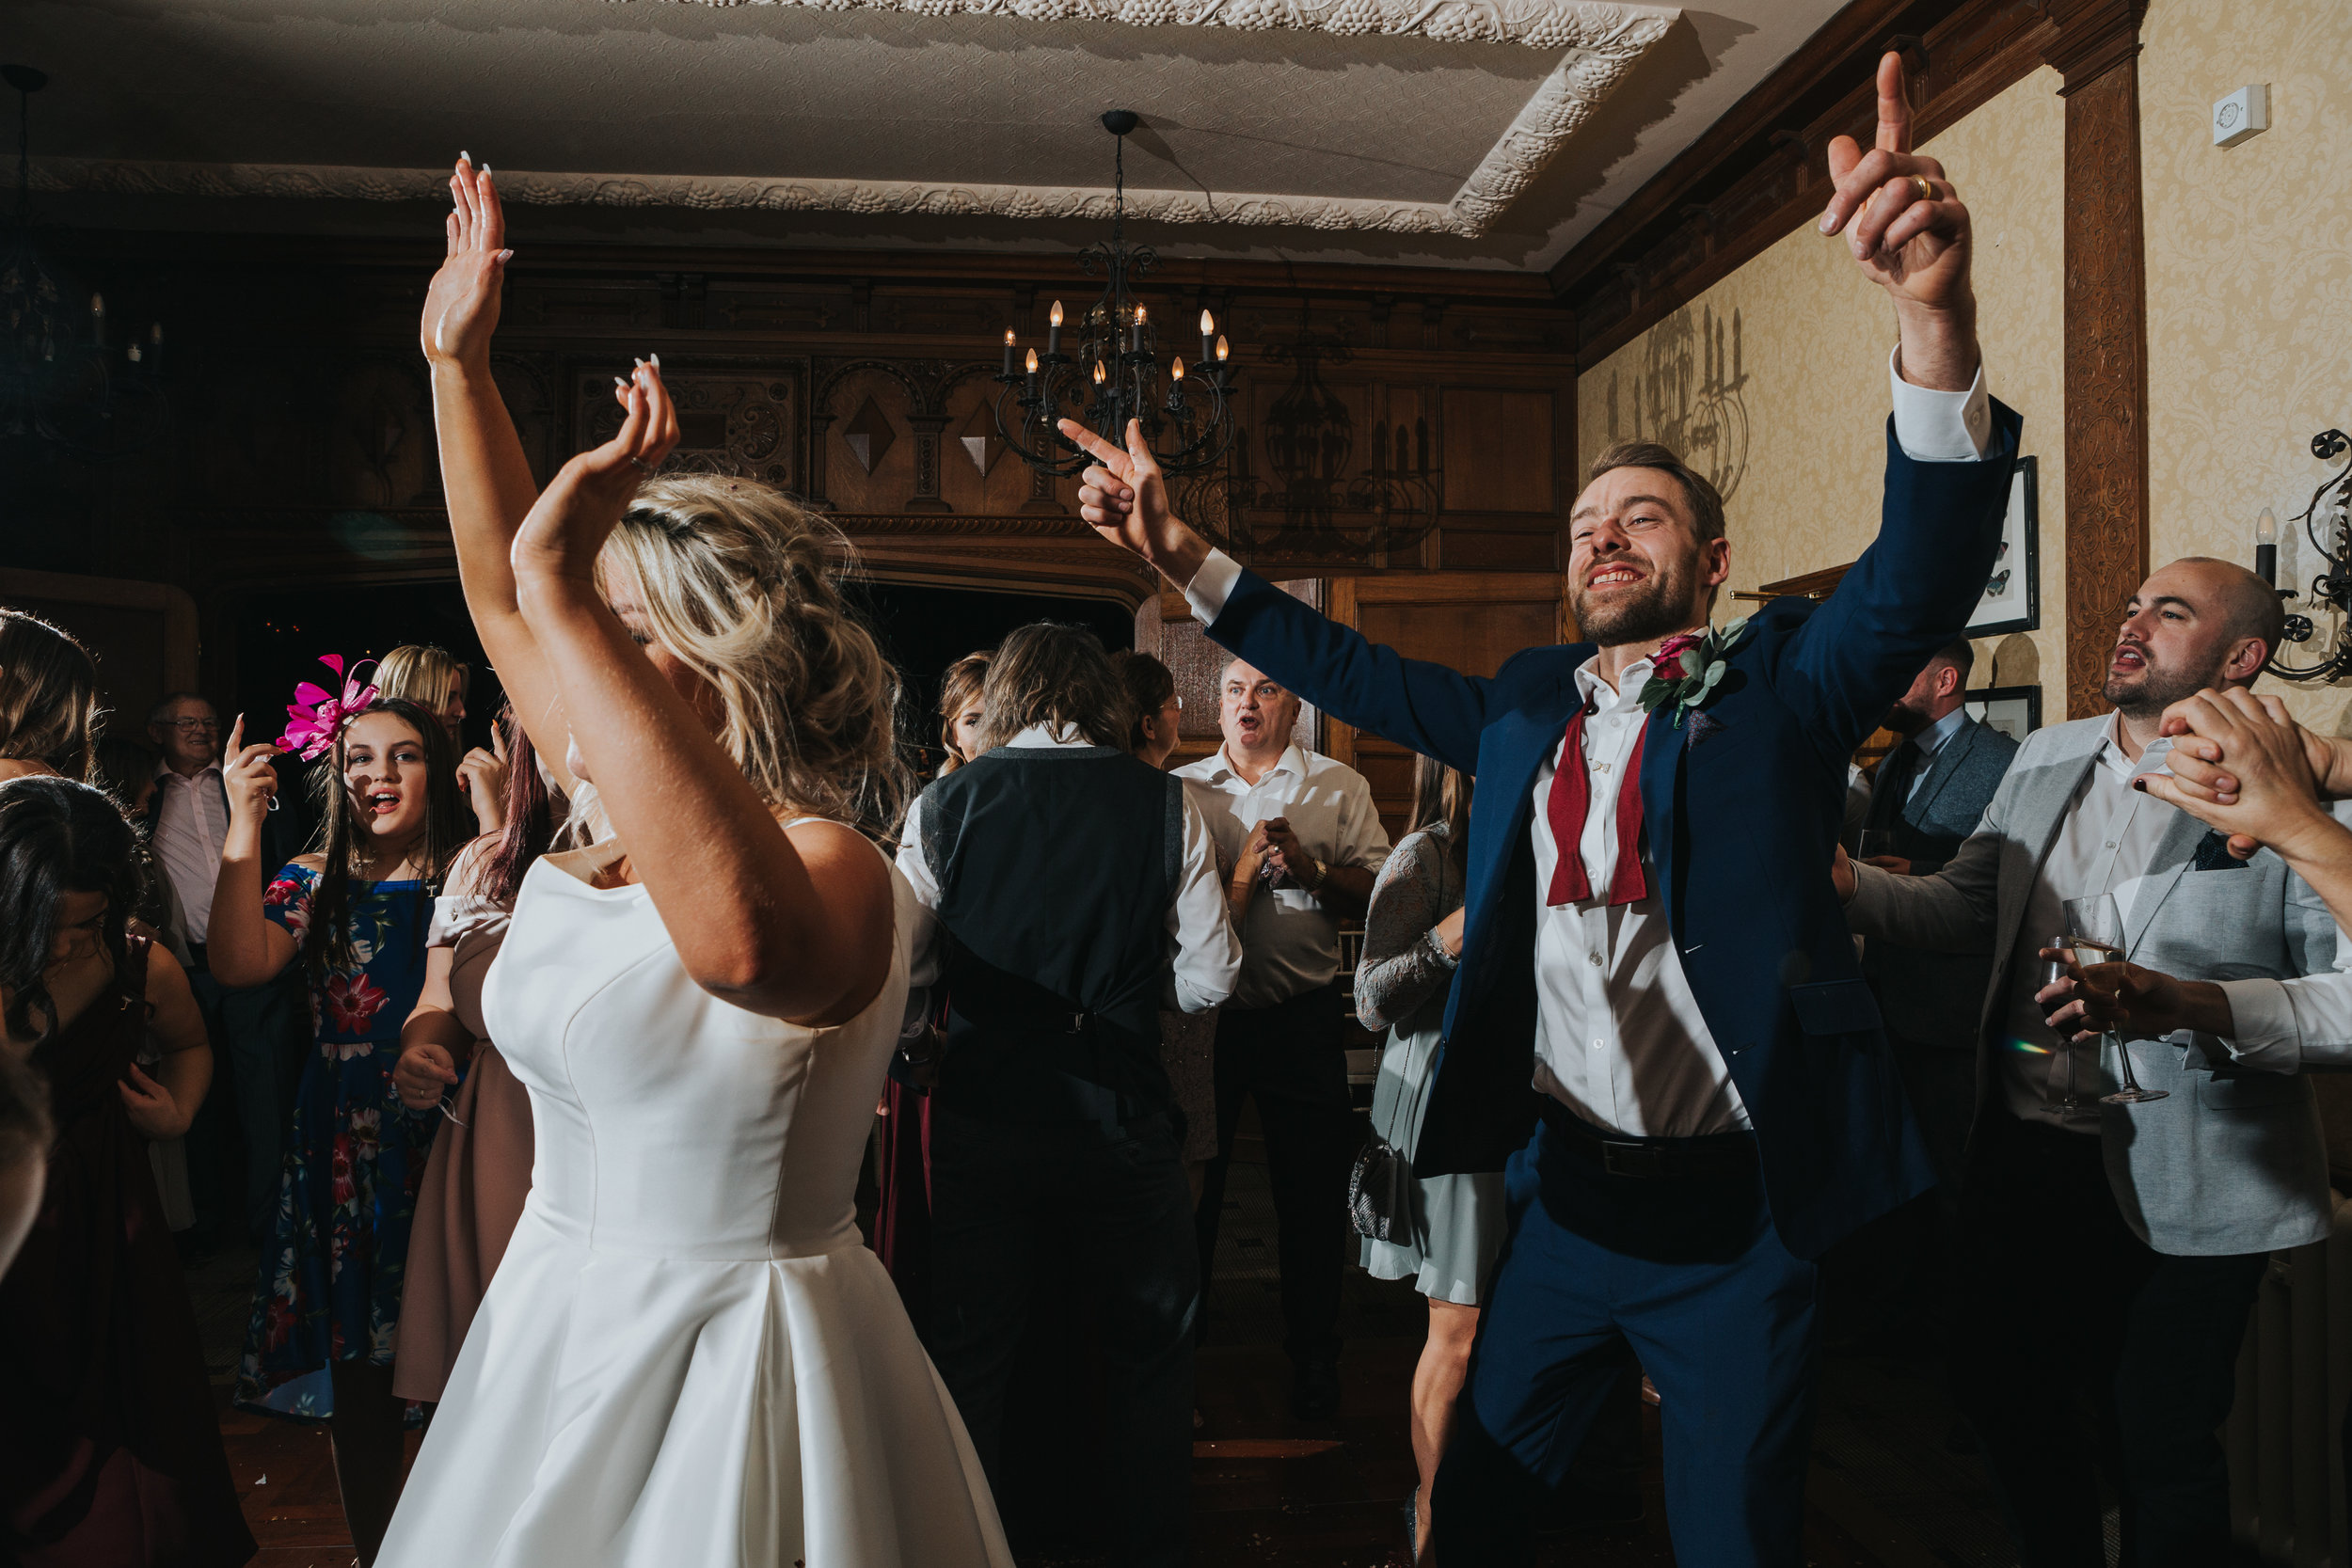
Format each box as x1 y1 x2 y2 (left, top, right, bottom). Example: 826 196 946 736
378 842 1010 1568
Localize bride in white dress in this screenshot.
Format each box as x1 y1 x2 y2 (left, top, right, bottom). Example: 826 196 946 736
380 158 1010 1568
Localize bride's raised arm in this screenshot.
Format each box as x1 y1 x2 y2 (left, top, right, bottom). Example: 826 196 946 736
507 361 897 1027
421 158 574 778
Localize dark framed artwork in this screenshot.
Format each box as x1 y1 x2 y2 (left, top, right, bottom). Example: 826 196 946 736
1967 454 2041 638
1964 684 2042 743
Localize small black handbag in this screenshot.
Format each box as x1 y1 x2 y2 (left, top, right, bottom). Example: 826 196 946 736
1347 1131 1413 1243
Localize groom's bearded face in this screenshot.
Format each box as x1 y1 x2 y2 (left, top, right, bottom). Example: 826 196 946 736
1566 469 1715 648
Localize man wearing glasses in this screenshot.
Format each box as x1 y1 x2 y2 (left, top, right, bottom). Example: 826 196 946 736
145 692 305 1251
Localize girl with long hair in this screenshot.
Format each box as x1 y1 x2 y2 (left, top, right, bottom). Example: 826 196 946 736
378 643 509 835
207 689 469 1563
0 776 254 1566
0 610 103 785
1357 752 1500 1564
936 650 992 774
373 157 1005 1568
389 705 561 1402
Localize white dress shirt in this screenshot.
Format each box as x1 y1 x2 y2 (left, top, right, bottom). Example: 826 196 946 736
1184 353 1996 1139
1171 743 1391 1009
151 760 229 944
898 723 1240 1016
1997 716 2180 1130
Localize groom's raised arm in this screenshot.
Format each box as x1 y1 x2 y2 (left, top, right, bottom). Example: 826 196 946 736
1057 420 1494 774
1771 51 2022 763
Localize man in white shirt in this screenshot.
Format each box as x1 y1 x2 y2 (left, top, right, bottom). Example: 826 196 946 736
1174 659 1389 1418
896 624 1238 1568
1058 53 2012 1564
1838 557 2338 1567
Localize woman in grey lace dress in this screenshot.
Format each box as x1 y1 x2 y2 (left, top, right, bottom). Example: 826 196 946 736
1358 755 1502 1561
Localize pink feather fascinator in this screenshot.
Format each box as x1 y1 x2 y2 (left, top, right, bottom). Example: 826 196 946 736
280 655 381 761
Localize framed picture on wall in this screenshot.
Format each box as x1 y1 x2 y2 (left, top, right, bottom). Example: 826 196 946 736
1966 454 2041 638
1965 684 2042 743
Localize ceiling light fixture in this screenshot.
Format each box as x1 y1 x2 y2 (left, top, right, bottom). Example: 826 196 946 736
992 111 1235 482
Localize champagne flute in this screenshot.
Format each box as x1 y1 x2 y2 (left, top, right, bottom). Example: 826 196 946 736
2039 931 2097 1117
2059 894 2169 1107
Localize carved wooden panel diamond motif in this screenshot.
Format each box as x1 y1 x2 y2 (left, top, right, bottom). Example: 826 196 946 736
574 367 803 489
840 396 898 476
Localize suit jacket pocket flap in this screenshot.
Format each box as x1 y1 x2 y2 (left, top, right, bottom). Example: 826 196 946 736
1788 977 1883 1035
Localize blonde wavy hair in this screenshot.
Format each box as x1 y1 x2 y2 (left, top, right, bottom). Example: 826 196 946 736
375 644 467 717
596 476 910 838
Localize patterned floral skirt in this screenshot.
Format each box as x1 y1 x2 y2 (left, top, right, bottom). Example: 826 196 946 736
235 1035 438 1420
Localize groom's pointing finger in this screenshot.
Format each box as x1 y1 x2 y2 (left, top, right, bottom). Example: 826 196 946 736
1057 419 1123 467
1873 51 1914 155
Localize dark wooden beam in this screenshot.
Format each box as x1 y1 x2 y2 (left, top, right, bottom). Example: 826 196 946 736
1559 0 2056 370
2044 0 2150 721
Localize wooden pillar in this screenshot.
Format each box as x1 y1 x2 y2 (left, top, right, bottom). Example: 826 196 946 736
2043 0 2150 721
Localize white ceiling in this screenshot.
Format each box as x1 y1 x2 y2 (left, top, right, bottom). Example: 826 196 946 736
11 0 1850 271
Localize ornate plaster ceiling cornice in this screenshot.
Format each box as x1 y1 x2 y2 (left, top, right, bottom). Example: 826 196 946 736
30 0 1676 237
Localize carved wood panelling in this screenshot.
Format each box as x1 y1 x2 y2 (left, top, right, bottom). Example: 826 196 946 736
6 237 1580 716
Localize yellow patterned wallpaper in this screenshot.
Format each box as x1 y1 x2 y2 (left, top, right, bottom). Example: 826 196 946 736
2144 0 2352 735
1580 0 2352 732
1579 66 2068 714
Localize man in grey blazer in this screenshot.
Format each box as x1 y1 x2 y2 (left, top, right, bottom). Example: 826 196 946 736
1858 638 2020 1187
1836 557 2339 1568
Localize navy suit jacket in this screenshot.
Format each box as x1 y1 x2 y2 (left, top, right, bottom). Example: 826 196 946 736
1200 405 2024 1260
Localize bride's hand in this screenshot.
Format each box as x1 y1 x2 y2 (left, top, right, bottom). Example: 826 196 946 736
421 156 511 370
511 360 680 589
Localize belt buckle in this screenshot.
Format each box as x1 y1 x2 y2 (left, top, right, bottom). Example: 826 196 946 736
1600 1141 1661 1180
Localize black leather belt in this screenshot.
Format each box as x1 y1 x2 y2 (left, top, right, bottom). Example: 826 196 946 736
1539 1098 1759 1181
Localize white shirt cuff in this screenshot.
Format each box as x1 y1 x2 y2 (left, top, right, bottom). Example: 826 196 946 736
2210 978 2305 1071
1887 346 1994 462
1184 549 1246 626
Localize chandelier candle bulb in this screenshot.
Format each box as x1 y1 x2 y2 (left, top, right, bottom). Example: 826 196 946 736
2257 506 2279 586
1131 304 1147 355
90 293 104 347
1172 356 1184 381
1025 347 1039 395
1003 328 1017 378
1200 309 1215 367
1049 300 1064 358
1093 358 1106 386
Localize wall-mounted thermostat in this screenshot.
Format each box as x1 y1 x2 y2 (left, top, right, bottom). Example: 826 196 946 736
2214 84 2269 149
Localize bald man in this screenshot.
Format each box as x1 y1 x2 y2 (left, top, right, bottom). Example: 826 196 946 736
1836 557 2337 1566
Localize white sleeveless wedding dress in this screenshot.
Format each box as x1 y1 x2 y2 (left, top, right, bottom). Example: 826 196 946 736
378 837 1010 1568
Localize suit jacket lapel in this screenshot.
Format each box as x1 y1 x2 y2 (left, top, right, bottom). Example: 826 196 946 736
1910 717 1979 820
1993 746 2100 971
2123 804 2206 955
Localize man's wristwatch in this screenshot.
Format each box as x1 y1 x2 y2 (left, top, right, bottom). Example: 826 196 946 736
1306 856 1328 895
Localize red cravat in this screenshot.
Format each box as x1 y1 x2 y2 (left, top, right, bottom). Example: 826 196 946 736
1544 705 1651 908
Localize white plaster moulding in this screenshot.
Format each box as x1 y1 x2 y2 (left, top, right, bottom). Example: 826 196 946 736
33 0 1675 237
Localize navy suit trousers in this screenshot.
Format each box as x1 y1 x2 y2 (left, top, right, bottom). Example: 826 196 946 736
1434 1113 1821 1566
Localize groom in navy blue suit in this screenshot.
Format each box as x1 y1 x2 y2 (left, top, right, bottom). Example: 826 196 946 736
1066 55 2018 1565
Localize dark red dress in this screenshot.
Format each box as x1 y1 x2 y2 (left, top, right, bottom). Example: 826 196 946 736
0 936 256 1566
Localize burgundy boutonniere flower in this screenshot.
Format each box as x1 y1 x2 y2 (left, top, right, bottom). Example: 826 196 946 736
1637 618 1751 729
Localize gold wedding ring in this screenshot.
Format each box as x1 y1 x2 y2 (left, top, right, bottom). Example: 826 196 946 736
1911 175 1935 203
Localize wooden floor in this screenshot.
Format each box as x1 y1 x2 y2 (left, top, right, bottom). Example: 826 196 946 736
194 1111 2035 1566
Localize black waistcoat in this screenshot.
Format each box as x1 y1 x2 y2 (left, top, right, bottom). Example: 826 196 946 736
918 744 1183 1119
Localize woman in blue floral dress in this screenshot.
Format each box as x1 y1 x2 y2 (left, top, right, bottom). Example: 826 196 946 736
208 684 471 1564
